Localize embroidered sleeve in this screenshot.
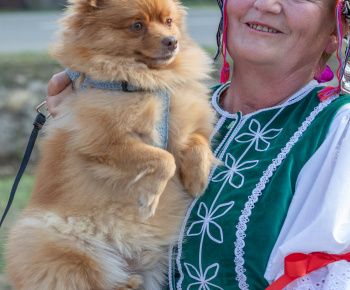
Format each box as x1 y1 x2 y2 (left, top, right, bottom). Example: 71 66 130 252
264 103 350 289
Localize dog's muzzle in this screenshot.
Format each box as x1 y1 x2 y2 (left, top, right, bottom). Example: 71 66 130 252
162 36 178 52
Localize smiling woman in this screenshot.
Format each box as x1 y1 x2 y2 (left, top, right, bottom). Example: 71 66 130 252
222 0 339 113
169 0 350 289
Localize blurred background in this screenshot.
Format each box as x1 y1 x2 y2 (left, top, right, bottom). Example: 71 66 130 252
0 1 221 289
0 0 66 10
0 0 341 289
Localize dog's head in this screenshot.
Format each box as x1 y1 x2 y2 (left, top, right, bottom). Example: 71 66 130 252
54 0 185 69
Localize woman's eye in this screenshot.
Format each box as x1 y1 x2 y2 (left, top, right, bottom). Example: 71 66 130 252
165 19 172 27
132 22 143 31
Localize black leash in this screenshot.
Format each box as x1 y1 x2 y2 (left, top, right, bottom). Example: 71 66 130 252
0 102 49 228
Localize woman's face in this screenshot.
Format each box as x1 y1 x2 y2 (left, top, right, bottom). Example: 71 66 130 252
225 0 336 70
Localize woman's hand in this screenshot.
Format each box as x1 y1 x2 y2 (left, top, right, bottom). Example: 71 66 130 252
46 71 72 117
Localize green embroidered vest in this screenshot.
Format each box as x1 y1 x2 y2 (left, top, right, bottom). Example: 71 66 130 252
168 82 350 290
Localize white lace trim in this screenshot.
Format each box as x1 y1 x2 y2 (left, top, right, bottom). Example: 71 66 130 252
282 260 350 290
211 82 237 119
234 95 337 289
211 80 322 120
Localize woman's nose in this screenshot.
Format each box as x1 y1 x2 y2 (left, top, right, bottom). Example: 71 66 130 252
253 0 282 14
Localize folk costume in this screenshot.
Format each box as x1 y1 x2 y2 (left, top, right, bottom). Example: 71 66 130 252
168 81 350 289
168 0 350 289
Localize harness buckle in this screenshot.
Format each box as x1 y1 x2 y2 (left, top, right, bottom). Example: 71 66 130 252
36 101 51 119
122 81 130 92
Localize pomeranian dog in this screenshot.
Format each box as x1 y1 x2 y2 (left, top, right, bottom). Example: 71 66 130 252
6 0 215 289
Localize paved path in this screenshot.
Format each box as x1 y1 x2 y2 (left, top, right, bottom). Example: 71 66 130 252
0 8 221 53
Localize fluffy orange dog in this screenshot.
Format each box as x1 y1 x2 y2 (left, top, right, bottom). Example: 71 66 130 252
6 0 215 289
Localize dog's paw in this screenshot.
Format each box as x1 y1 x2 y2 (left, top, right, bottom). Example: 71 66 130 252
115 274 143 290
134 152 176 220
182 165 210 198
181 134 215 198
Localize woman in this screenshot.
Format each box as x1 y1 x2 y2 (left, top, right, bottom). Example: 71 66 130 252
46 0 350 288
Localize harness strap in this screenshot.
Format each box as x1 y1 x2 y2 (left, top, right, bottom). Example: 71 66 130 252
66 68 170 150
0 112 46 227
66 69 139 93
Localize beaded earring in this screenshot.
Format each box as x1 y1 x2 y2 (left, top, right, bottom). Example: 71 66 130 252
314 64 334 83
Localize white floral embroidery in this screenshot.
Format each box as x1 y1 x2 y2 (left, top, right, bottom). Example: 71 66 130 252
236 119 282 151
182 170 235 288
187 202 235 243
212 153 259 189
184 263 223 290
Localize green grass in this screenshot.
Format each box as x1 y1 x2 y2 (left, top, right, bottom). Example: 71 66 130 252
0 175 34 272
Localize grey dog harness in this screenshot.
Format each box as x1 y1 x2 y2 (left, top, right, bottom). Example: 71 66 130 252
66 68 170 150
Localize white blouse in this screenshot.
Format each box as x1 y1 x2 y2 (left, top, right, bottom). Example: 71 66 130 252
265 102 350 289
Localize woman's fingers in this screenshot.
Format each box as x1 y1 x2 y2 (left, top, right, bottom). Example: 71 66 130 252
46 71 72 117
47 71 72 96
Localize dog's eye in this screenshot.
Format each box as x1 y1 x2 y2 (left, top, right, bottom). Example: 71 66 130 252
165 19 172 27
132 22 143 31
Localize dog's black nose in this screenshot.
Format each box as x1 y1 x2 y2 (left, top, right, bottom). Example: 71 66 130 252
162 37 178 51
